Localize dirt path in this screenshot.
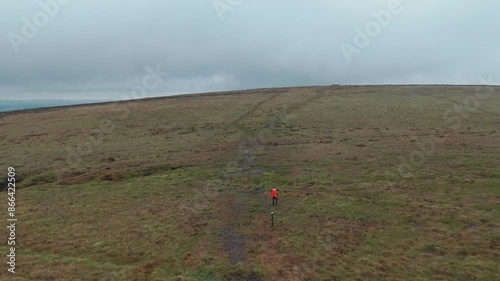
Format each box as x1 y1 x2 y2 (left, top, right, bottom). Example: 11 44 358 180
221 192 263 281
223 203 247 266
218 89 328 279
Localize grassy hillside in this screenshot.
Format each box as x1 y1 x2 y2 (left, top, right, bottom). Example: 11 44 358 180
1 85 499 280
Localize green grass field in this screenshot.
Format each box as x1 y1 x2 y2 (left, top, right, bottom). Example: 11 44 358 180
1 85 499 280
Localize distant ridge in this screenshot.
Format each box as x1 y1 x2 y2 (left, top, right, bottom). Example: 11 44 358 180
0 99 106 113
1 84 498 115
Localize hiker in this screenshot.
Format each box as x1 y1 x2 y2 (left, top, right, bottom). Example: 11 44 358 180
271 188 278 205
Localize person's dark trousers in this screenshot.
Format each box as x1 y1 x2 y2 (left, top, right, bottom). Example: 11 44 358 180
272 197 278 205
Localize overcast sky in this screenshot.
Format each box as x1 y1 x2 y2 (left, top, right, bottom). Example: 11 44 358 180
1 0 499 100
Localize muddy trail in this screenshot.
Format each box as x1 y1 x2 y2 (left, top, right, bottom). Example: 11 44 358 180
222 191 260 281
222 192 262 281
223 204 247 266
219 89 330 280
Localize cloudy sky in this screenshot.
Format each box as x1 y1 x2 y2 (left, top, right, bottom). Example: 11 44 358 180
1 0 499 100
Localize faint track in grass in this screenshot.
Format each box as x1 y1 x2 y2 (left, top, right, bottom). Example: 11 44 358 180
220 86 339 280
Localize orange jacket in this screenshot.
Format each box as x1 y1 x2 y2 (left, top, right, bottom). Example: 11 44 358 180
271 189 278 198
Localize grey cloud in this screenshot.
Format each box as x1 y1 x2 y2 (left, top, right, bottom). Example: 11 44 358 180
0 0 499 100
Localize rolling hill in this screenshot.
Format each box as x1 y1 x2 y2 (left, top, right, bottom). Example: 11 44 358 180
1 85 499 280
